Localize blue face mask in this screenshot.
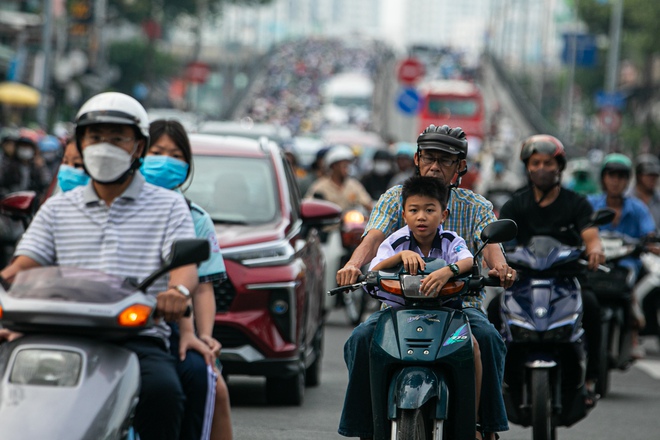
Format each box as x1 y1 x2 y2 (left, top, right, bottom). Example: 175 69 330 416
57 164 90 192
140 155 189 189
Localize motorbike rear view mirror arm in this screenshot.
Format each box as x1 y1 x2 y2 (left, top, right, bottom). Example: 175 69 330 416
471 219 518 276
136 239 210 292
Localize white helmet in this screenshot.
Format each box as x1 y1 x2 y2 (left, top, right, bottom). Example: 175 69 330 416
325 145 355 168
75 92 150 141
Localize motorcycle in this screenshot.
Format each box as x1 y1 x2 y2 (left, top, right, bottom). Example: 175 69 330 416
0 238 209 439
0 191 38 267
635 247 660 346
498 209 614 440
586 231 655 397
324 205 374 325
329 219 517 440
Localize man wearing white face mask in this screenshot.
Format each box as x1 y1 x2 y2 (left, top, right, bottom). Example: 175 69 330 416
0 136 51 198
0 92 205 440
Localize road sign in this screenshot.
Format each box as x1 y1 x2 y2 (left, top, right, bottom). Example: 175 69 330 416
598 107 622 133
595 91 626 110
397 58 425 85
396 87 422 115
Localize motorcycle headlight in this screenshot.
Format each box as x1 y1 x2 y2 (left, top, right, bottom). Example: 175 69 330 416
10 349 82 387
543 313 579 342
507 317 539 342
543 325 574 341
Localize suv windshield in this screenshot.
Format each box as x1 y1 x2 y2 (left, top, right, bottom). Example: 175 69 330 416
185 156 279 224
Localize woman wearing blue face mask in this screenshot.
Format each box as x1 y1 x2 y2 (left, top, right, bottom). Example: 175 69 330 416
145 119 233 440
57 138 90 192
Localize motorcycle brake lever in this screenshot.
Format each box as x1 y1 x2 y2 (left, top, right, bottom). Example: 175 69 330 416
577 259 611 273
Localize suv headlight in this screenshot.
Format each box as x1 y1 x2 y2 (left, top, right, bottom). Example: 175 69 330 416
223 240 295 267
10 349 82 387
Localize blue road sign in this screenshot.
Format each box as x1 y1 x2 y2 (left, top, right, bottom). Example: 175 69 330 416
396 87 421 115
562 33 597 67
595 91 626 110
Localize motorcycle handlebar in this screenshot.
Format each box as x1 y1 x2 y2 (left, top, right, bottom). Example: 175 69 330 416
327 275 367 296
577 259 611 273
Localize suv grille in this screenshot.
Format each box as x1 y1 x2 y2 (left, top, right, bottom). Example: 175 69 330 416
213 278 237 312
214 326 252 348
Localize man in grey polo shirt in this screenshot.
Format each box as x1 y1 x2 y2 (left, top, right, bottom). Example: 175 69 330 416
0 92 205 440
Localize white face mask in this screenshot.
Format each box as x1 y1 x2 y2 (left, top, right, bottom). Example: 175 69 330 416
82 143 135 183
372 161 391 175
17 147 35 161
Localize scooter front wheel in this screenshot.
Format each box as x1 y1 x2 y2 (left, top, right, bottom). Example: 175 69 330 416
531 369 555 440
395 409 428 440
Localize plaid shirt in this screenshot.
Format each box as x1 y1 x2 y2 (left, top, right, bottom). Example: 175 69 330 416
364 185 497 309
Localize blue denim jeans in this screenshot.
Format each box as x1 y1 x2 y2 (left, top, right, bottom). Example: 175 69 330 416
338 307 509 438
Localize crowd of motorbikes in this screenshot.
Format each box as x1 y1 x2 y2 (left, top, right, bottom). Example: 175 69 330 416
327 204 660 440
1 179 660 439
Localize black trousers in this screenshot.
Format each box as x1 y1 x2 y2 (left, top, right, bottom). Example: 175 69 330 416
122 337 185 440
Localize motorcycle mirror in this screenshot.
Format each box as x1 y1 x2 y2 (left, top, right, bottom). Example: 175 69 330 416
590 208 615 227
480 219 518 244
136 239 210 292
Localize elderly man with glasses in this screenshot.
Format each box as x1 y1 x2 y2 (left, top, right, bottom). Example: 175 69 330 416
336 124 514 440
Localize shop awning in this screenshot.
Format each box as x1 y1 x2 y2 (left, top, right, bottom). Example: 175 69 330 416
0 81 41 107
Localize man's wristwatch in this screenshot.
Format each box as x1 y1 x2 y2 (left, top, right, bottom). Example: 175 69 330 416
171 284 191 298
448 263 460 276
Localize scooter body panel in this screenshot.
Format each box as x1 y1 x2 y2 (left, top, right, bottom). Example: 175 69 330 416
370 307 475 440
501 237 590 429
0 335 140 440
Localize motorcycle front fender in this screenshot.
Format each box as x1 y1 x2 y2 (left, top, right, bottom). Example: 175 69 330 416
388 367 448 420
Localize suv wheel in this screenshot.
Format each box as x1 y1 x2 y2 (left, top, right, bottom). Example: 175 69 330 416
305 326 324 387
266 363 305 406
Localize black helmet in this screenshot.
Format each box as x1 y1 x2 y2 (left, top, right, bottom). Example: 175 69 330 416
520 134 566 171
416 124 468 159
635 154 660 176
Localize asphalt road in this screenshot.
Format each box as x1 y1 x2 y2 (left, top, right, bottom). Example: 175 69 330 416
226 308 660 440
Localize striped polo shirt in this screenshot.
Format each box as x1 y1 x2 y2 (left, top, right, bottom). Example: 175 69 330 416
370 225 473 308
365 184 497 309
15 172 196 342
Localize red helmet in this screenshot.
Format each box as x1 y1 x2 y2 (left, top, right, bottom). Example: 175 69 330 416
520 135 566 170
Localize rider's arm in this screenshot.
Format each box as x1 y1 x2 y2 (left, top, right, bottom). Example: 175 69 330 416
581 226 604 270
337 229 385 285
1 255 41 284
193 281 216 342
372 250 425 274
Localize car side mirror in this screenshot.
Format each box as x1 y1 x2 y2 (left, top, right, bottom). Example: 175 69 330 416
301 199 342 227
137 239 210 292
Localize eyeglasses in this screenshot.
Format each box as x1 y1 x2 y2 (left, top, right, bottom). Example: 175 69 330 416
83 134 136 147
419 154 459 168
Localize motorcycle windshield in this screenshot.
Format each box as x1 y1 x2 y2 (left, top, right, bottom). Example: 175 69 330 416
508 236 582 271
7 267 136 304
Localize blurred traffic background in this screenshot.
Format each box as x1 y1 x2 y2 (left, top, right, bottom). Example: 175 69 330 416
0 1 658 197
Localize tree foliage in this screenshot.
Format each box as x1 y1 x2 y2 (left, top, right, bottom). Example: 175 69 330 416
107 40 181 95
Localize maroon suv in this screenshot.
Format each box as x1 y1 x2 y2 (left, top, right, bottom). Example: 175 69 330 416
186 133 341 405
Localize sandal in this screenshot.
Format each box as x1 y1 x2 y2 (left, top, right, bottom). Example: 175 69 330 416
585 388 599 409
476 424 500 440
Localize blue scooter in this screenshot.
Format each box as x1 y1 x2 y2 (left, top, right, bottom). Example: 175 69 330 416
498 209 614 440
330 219 517 440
